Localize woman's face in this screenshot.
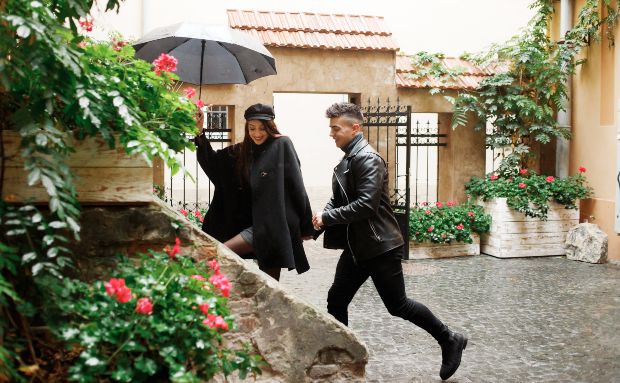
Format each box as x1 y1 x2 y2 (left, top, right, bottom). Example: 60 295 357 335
247 120 269 145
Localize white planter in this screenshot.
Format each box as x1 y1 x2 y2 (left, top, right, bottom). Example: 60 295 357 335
408 234 480 260
478 198 579 258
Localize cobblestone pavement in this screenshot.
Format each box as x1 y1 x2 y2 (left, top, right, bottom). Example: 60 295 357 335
278 187 620 382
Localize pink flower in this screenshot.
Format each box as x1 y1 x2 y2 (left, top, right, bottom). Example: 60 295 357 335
183 87 196 99
519 169 528 175
77 41 88 49
135 298 153 315
446 200 456 207
111 39 127 52
180 208 188 216
203 314 229 331
195 100 205 109
435 201 443 208
208 273 231 297
490 175 499 181
199 217 204 222
467 211 475 217
546 176 555 182
104 278 132 303
507 178 513 182
104 278 126 296
165 237 181 259
518 182 527 189
578 166 586 173
427 226 434 232
79 19 93 32
424 210 431 215
207 259 221 274
194 210 201 217
152 53 178 75
456 223 465 231
115 286 132 303
198 303 210 315
191 274 206 282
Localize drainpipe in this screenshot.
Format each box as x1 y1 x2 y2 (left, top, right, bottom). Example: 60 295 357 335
556 0 572 178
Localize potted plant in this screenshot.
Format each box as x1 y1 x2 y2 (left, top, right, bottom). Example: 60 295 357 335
466 167 592 258
408 201 491 259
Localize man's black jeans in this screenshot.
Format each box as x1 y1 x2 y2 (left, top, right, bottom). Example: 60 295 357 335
327 246 450 343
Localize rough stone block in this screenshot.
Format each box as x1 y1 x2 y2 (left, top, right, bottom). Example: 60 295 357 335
565 223 608 264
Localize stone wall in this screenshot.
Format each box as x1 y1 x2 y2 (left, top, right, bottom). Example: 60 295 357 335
70 198 368 382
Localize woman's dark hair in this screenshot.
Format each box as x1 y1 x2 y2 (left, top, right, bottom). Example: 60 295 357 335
237 119 281 182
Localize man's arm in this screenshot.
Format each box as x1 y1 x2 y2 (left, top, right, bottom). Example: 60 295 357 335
321 154 384 226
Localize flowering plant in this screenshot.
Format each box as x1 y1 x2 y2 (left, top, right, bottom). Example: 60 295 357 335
465 167 592 219
409 202 491 244
48 239 262 382
179 207 208 227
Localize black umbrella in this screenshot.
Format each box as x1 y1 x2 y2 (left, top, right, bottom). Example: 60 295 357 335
133 23 277 95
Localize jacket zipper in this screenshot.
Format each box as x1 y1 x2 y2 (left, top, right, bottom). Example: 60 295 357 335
334 170 357 260
369 219 381 241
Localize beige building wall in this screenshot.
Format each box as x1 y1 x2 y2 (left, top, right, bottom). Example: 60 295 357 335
562 0 620 259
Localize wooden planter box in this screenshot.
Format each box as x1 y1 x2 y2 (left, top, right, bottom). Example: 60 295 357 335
478 198 579 258
1 131 153 204
408 234 480 260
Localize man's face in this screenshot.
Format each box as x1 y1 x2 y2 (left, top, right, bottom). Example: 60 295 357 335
329 116 361 149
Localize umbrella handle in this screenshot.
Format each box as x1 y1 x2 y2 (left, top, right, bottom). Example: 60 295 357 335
198 39 206 100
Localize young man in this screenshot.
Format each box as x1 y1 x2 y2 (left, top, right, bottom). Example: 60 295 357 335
312 102 467 381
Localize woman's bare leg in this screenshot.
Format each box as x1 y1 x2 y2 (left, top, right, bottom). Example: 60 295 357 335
223 234 253 256
224 234 281 281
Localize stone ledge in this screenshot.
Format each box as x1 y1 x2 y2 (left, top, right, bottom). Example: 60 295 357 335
71 198 368 382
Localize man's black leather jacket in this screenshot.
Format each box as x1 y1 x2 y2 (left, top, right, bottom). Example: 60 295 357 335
321 135 404 261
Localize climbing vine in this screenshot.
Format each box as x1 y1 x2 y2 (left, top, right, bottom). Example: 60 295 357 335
445 0 619 171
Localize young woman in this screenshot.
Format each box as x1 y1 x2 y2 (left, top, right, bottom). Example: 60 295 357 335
194 103 313 280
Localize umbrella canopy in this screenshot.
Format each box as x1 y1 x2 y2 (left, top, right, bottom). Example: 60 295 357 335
133 23 276 85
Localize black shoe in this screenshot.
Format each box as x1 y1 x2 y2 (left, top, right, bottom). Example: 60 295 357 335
439 331 468 380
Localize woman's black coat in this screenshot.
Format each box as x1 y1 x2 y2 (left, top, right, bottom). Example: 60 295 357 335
195 134 313 274
194 135 252 243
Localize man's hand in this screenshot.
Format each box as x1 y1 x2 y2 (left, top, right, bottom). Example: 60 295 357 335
312 211 324 230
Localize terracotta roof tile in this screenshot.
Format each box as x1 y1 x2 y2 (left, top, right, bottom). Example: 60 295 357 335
396 55 508 90
227 9 398 51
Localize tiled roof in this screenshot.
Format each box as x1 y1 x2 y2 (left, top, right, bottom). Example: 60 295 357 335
396 55 507 90
227 9 399 51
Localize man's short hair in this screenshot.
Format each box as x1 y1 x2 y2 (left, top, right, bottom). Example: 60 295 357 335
325 102 364 125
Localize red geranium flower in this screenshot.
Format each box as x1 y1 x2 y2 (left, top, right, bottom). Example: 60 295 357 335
435 201 443 208
135 298 153 315
203 314 229 331
179 208 188 216
518 182 527 189
165 237 181 259
490 174 499 181
207 259 221 274
427 226 434 232
424 210 431 215
194 210 201 217
195 100 205 109
79 19 93 32
183 87 196 99
456 223 465 231
467 211 475 217
446 200 456 207
152 53 178 75
578 166 586 173
198 303 210 316
104 278 126 296
546 176 555 182
208 273 231 297
115 286 132 303
519 169 528 175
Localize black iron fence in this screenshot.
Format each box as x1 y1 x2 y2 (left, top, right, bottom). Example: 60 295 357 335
162 105 232 211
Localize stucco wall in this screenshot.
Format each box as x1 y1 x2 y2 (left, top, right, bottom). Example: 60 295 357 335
568 0 620 259
195 48 398 142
